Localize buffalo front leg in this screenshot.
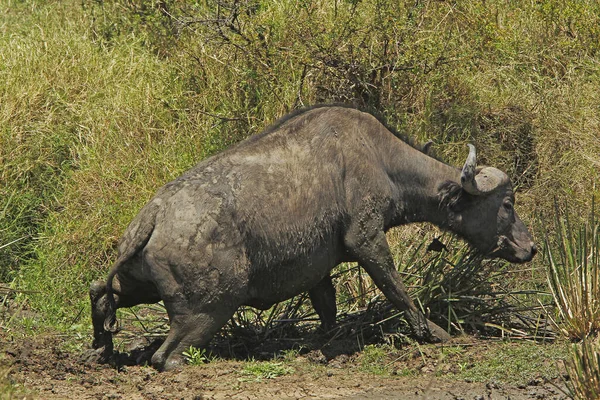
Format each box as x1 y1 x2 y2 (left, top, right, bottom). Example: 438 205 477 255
345 230 450 343
308 274 337 332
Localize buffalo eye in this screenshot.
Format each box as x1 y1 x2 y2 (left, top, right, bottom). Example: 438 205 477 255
503 200 513 211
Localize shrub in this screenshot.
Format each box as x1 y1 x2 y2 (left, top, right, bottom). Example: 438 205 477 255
182 346 213 366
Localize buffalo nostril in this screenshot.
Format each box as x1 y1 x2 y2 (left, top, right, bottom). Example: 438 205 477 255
531 243 537 257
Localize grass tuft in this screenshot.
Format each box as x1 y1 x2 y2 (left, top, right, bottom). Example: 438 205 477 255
544 200 600 340
240 360 294 381
0 366 28 400
565 337 600 400
182 346 214 366
357 344 393 375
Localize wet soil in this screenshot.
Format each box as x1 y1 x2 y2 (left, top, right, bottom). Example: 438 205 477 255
1 330 568 400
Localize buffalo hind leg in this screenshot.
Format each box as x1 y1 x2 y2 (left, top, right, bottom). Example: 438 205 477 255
89 274 160 363
151 301 236 371
308 274 337 332
89 280 113 361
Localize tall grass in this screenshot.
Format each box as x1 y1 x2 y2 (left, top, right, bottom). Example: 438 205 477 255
565 338 600 400
545 201 600 340
0 2 223 322
0 0 598 331
543 201 600 399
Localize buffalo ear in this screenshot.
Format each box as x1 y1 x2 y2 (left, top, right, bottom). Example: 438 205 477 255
438 181 465 212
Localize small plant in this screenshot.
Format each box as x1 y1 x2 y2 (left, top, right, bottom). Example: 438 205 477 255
565 338 600 400
240 360 294 381
182 346 211 366
544 200 600 340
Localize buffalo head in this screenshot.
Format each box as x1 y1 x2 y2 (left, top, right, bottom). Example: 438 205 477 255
439 144 537 263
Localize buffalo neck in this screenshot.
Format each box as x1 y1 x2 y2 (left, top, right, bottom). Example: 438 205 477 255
381 139 462 231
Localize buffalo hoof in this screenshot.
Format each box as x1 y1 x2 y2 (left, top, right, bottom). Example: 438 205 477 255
163 357 185 372
82 346 113 365
151 351 185 372
152 356 185 372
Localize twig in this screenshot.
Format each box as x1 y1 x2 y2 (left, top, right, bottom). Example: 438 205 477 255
0 237 26 250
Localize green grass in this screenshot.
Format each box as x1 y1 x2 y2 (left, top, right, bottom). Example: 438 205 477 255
0 367 22 400
358 344 393 375
1 1 207 324
342 340 567 385
455 341 568 385
0 351 30 400
566 338 600 400
240 360 294 382
545 201 600 340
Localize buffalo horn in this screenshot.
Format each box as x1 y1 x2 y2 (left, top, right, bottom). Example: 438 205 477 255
461 144 480 195
460 144 509 195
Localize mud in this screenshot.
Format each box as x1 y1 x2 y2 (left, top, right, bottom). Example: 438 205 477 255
1 330 568 400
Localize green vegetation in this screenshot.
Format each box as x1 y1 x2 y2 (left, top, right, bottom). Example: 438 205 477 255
182 345 214 366
240 360 294 381
1 1 197 322
341 340 567 385
544 202 600 399
456 341 567 385
0 1 599 383
565 338 600 400
545 201 600 340
0 366 25 400
358 344 392 375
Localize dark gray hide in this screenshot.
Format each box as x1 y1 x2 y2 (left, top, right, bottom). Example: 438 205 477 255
89 105 536 371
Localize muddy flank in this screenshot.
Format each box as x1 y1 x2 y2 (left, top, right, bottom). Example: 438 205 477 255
1 329 568 400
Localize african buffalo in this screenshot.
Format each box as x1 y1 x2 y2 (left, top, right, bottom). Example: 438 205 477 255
89 105 536 371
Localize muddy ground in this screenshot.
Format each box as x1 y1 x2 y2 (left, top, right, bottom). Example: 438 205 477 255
1 327 569 400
